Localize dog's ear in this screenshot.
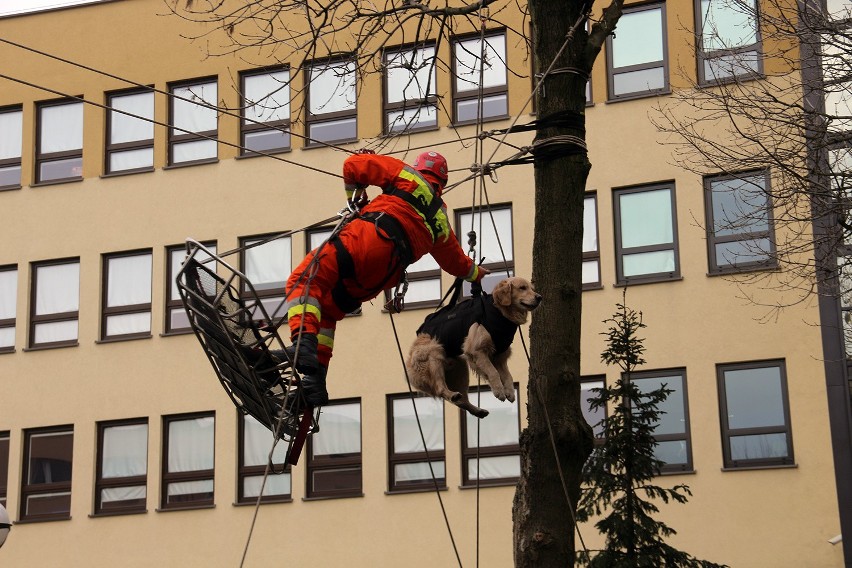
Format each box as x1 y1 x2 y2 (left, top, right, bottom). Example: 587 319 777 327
493 280 513 307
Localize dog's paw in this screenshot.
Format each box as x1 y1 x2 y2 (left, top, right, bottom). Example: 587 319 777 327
506 390 516 403
493 388 508 402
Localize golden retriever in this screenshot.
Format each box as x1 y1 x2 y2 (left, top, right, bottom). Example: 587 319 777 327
405 277 541 418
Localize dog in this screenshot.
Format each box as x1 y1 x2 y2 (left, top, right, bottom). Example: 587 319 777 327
405 277 542 418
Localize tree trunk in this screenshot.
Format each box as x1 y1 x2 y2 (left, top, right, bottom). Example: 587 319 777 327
513 1 598 566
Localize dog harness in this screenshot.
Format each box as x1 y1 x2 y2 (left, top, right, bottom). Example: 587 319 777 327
417 293 519 358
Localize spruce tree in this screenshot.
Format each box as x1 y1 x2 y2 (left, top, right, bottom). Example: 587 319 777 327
576 297 728 568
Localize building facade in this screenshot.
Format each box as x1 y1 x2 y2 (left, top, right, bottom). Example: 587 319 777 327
0 0 848 566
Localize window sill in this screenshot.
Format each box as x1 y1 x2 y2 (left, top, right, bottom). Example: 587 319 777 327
14 516 72 525
89 509 148 518
721 463 797 472
615 275 683 288
605 88 672 104
302 139 359 150
698 73 764 88
95 334 153 344
22 341 79 352
160 329 194 337
0 347 15 355
30 177 84 188
582 284 604 292
236 148 292 159
381 124 440 138
155 504 216 512
385 485 447 495
100 167 155 179
707 264 780 277
302 492 365 501
658 468 695 476
233 498 293 506
450 114 511 129
163 158 219 170
0 184 22 192
459 480 518 489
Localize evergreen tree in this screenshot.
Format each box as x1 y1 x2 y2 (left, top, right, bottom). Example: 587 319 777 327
576 297 727 568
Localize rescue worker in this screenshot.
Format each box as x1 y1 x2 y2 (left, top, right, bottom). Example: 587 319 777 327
284 151 489 407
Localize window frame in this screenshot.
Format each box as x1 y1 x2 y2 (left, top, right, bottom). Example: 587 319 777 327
29 257 80 349
716 359 795 469
383 43 439 134
386 392 447 493
304 56 358 147
100 249 153 341
239 66 292 156
237 414 292 504
0 105 23 190
305 398 363 499
451 29 510 126
694 0 763 86
704 170 777 274
160 412 215 511
630 368 694 474
583 192 602 290
605 2 670 101
0 431 9 508
613 182 681 286
167 77 218 167
94 418 148 516
20 425 74 522
35 98 84 184
455 203 515 296
105 87 155 175
460 384 521 487
0 265 17 353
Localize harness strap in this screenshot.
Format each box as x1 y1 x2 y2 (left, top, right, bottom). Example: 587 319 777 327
387 186 445 241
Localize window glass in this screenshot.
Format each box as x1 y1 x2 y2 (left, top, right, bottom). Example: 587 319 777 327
462 387 520 485
0 432 8 507
633 371 691 471
240 415 290 501
0 267 16 350
580 378 605 439
697 0 760 83
163 414 215 508
309 61 356 115
244 236 291 291
307 400 362 498
170 80 218 164
385 46 437 132
107 91 154 173
388 395 445 491
32 260 80 346
96 421 147 514
0 108 22 187
453 32 508 123
104 252 152 338
37 101 84 182
167 243 217 333
312 402 361 457
242 69 291 153
583 195 601 288
615 185 679 283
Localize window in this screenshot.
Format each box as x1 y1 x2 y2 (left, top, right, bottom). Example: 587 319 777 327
238 414 291 504
29 258 80 348
0 432 8 507
631 369 693 473
717 360 794 468
305 58 357 146
307 228 362 316
704 171 776 273
306 399 362 498
456 205 514 294
580 376 606 443
384 45 438 133
613 184 680 285
20 426 73 521
452 31 509 124
821 29 852 133
0 266 16 352
460 385 520 486
0 106 22 189
161 413 215 510
583 193 601 289
168 78 218 166
106 89 154 174
36 99 83 183
606 3 669 100
101 250 152 340
387 393 446 492
94 419 148 515
166 242 217 334
241 68 291 155
695 0 761 85
240 234 291 322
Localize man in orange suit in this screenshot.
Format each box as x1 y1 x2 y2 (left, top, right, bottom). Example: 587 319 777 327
284 151 488 407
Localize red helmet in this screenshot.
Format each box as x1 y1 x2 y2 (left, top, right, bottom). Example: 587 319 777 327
413 151 449 190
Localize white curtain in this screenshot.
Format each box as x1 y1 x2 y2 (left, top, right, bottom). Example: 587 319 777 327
468 455 520 480
245 70 290 123
393 397 444 453
36 262 79 317
0 268 16 320
102 423 148 478
0 109 22 160
459 208 513 263
309 61 356 114
454 34 507 93
101 486 146 504
173 82 217 133
611 9 663 68
168 416 214 472
245 237 291 289
583 197 598 253
699 0 758 52
107 254 152 308
110 92 154 144
312 402 360 457
387 46 436 103
465 389 519 448
40 102 83 153
243 415 287 466
395 460 445 483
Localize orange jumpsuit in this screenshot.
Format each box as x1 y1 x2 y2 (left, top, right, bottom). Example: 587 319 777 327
284 153 480 369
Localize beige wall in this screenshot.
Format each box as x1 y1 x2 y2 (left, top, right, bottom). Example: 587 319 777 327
0 0 845 566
